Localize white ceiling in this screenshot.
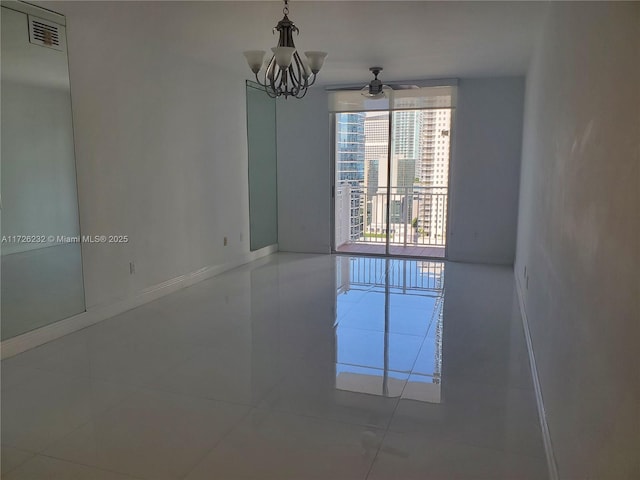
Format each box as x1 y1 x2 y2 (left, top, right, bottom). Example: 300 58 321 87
47 1 548 85
170 1 548 84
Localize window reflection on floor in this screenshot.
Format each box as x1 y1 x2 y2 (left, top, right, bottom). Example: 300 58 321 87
335 256 444 403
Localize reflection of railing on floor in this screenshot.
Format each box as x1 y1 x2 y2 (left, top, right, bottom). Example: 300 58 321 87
335 184 448 249
337 256 445 295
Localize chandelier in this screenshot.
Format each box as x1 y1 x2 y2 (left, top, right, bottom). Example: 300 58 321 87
243 0 327 99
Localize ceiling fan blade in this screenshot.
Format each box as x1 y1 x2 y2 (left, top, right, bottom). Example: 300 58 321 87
349 67 420 97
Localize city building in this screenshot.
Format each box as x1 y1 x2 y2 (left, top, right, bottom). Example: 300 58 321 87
364 111 388 196
335 112 366 239
415 108 451 244
359 108 452 246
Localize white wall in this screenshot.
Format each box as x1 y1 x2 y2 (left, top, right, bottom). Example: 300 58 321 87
276 88 332 254
515 3 639 478
448 77 525 265
276 78 524 264
45 2 258 309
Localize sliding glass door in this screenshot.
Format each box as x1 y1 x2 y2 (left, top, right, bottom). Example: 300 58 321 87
332 86 454 258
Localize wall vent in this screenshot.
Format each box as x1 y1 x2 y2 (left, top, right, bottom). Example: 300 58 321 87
28 15 63 51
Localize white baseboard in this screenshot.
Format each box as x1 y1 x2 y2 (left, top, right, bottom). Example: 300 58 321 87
1 244 278 359
515 274 560 480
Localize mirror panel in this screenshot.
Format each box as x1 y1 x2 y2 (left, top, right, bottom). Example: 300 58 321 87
1 4 85 340
246 82 278 251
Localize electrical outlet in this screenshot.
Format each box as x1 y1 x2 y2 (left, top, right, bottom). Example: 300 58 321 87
129 261 135 275
224 236 228 246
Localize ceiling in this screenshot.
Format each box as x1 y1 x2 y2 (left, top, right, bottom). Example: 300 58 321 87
46 1 548 85
173 0 548 85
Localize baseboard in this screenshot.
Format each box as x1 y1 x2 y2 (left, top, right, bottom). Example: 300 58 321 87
515 274 560 480
1 244 278 359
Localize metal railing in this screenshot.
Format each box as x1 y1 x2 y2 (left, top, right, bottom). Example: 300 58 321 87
336 184 448 248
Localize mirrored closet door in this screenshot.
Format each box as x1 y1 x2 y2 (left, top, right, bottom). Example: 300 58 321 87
1 2 85 340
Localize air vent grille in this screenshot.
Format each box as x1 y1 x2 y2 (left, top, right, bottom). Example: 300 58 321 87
28 15 64 51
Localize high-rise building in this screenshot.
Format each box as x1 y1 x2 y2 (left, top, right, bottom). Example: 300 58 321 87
396 158 416 189
416 109 451 244
336 112 366 239
335 112 366 185
363 112 389 236
366 159 379 198
392 110 422 162
356 108 452 244
386 111 421 236
364 112 388 191
418 109 450 188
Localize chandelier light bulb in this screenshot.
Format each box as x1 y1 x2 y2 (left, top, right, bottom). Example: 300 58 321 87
304 51 327 74
271 46 296 69
243 50 266 74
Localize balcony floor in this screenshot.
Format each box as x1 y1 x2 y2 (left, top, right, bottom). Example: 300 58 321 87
336 242 446 258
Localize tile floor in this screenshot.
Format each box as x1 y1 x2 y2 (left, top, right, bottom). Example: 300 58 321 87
1 253 547 479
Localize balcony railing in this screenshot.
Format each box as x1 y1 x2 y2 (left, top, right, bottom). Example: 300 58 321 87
336 184 448 249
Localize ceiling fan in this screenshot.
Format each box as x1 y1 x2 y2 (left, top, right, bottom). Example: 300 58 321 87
360 67 419 98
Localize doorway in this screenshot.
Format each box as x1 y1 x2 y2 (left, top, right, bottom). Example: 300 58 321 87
332 89 453 258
